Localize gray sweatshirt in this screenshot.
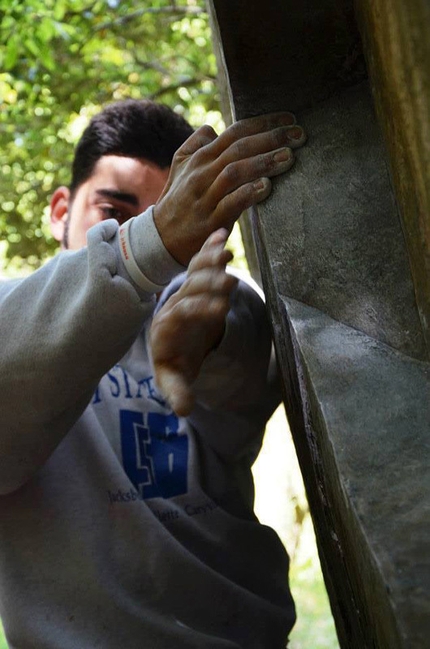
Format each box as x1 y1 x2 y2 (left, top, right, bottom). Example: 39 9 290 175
0 209 295 648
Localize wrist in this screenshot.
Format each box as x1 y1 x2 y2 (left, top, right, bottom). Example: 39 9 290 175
130 205 186 284
118 217 167 293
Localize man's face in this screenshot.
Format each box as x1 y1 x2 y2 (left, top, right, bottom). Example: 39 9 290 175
51 155 170 250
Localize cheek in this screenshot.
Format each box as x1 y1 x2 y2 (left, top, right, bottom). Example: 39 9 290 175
67 205 102 250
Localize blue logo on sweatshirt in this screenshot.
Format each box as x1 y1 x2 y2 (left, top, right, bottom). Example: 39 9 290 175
120 409 188 499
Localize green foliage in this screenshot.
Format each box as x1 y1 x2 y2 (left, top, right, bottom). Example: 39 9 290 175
0 620 5 649
289 556 339 648
0 0 219 270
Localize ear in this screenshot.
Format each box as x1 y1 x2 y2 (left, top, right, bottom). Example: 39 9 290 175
50 186 70 243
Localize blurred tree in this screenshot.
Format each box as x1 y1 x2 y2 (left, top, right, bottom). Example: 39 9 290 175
0 0 220 270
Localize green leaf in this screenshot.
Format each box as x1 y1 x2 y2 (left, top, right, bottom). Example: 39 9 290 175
24 38 41 58
37 17 57 43
36 40 56 71
0 0 218 266
4 35 19 70
53 0 67 21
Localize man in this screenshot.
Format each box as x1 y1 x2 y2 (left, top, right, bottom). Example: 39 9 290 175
0 99 305 648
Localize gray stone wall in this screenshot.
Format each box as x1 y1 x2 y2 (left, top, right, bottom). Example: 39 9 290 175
207 1 430 646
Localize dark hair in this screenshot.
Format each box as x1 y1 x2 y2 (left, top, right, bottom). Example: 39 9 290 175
70 99 194 195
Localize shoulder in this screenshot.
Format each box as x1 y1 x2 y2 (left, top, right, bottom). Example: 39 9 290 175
0 276 24 300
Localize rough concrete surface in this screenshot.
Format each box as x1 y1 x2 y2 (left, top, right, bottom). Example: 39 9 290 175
208 0 430 646
210 0 365 116
248 79 430 648
282 296 430 648
260 81 426 361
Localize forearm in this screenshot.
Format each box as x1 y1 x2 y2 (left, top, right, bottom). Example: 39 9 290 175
0 215 180 493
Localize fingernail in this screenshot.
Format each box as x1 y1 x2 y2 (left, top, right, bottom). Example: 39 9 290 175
280 112 296 125
253 179 267 191
273 148 292 163
287 126 304 140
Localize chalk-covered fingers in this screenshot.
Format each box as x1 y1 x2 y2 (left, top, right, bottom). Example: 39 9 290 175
206 128 306 228
205 112 297 155
154 112 306 265
194 115 306 185
187 227 233 271
205 124 306 172
150 229 237 416
203 123 305 207
156 229 236 324
196 120 306 219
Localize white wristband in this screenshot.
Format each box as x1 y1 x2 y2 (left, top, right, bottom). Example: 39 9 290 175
119 217 167 293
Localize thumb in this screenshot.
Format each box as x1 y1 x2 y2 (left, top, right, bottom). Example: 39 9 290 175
155 365 195 417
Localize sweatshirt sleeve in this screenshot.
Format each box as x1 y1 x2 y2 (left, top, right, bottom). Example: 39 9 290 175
156 272 281 462
0 213 181 494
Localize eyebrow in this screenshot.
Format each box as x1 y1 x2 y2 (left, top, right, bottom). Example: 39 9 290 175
95 189 139 206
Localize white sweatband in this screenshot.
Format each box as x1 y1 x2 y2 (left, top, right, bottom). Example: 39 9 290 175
118 217 167 293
